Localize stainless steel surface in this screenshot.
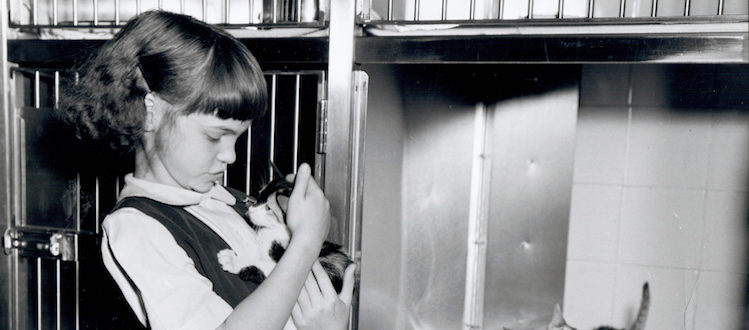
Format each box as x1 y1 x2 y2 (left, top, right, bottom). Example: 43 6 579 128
359 64 577 330
1 0 12 327
354 26 749 63
325 0 355 244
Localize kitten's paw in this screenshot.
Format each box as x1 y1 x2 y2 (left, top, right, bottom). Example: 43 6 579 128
239 266 266 283
217 249 242 274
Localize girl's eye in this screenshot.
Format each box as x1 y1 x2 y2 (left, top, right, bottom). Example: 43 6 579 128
206 134 221 142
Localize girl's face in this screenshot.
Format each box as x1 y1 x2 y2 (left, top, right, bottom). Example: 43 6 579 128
151 111 251 193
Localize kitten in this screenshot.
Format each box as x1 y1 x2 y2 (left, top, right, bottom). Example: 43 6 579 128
506 282 650 330
218 166 353 293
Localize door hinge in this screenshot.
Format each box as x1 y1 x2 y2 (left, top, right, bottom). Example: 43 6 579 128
3 226 82 261
317 99 328 154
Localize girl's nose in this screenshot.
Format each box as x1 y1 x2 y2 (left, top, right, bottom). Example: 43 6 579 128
217 142 237 165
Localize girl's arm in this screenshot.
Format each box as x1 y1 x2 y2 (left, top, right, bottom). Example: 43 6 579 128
219 163 329 330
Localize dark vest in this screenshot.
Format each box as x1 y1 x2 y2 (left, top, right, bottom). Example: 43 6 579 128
103 187 258 327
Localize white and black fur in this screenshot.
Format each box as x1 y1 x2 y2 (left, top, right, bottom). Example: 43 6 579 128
218 166 353 293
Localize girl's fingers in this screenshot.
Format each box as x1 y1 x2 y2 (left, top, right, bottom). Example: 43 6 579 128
312 261 337 299
291 163 311 199
291 302 303 322
297 277 313 312
303 270 322 303
338 264 357 306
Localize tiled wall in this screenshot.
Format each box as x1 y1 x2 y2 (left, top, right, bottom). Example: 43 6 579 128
564 64 749 330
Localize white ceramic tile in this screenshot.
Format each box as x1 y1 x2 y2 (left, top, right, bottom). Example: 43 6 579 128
563 260 617 329
567 184 622 262
700 191 749 272
618 187 705 269
580 65 631 107
707 110 749 192
574 106 628 184
615 265 700 330
626 106 712 188
693 271 747 330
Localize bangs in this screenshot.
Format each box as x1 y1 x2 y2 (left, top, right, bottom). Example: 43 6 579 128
185 37 267 121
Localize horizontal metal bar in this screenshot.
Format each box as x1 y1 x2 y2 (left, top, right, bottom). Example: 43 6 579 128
355 33 749 63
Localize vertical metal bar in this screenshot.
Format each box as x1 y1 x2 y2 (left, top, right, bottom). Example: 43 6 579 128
136 0 141 15
498 0 504 19
269 74 277 179
618 0 626 17
273 0 278 23
387 0 394 20
53 0 59 25
158 0 163 9
94 0 99 26
558 0 564 18
225 0 230 23
292 75 301 168
246 125 252 195
54 71 60 108
414 0 420 20
115 0 120 25
683 0 690 16
180 0 186 13
95 176 100 234
441 0 447 20
651 0 658 16
326 0 356 279
528 0 534 18
74 0 79 26
34 71 40 109
297 0 302 21
203 0 207 22
347 71 368 330
717 0 724 15
56 260 61 330
37 258 42 330
462 103 491 330
75 260 80 330
469 0 476 20
33 0 38 25
76 171 81 231
587 0 594 18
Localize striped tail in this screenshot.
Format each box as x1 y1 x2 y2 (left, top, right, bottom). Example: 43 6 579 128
629 282 650 330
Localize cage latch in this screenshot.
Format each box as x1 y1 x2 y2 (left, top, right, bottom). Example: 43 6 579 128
3 226 78 261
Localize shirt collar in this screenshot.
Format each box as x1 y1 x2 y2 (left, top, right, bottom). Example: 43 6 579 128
118 173 236 206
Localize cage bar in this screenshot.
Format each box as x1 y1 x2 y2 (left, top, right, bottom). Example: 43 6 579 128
225 0 230 24
269 74 277 179
717 0 725 15
684 0 691 16
53 0 58 25
94 0 99 25
94 176 100 234
32 0 38 25
387 0 394 20
34 71 40 109
651 0 658 17
73 0 78 26
558 0 564 18
528 0 534 19
619 0 626 17
292 75 301 169
54 71 59 108
56 260 61 330
414 0 420 20
498 0 504 19
115 0 120 25
246 125 253 195
442 0 447 20
587 0 594 18
37 258 42 330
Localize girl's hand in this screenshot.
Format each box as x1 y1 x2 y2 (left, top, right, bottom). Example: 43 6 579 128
286 163 330 248
291 262 356 330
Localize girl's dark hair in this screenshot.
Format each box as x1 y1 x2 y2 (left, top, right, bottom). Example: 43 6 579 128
61 10 267 153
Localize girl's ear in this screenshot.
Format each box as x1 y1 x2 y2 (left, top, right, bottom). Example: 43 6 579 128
144 93 157 131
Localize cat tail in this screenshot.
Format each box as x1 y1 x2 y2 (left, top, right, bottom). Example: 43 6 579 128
629 282 650 330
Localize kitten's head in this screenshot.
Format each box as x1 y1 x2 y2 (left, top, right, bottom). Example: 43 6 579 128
548 304 577 330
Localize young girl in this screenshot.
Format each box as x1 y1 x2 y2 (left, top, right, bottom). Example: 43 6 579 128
61 10 354 330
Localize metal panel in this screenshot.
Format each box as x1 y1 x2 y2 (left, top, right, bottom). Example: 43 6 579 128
359 64 577 330
2 0 13 328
